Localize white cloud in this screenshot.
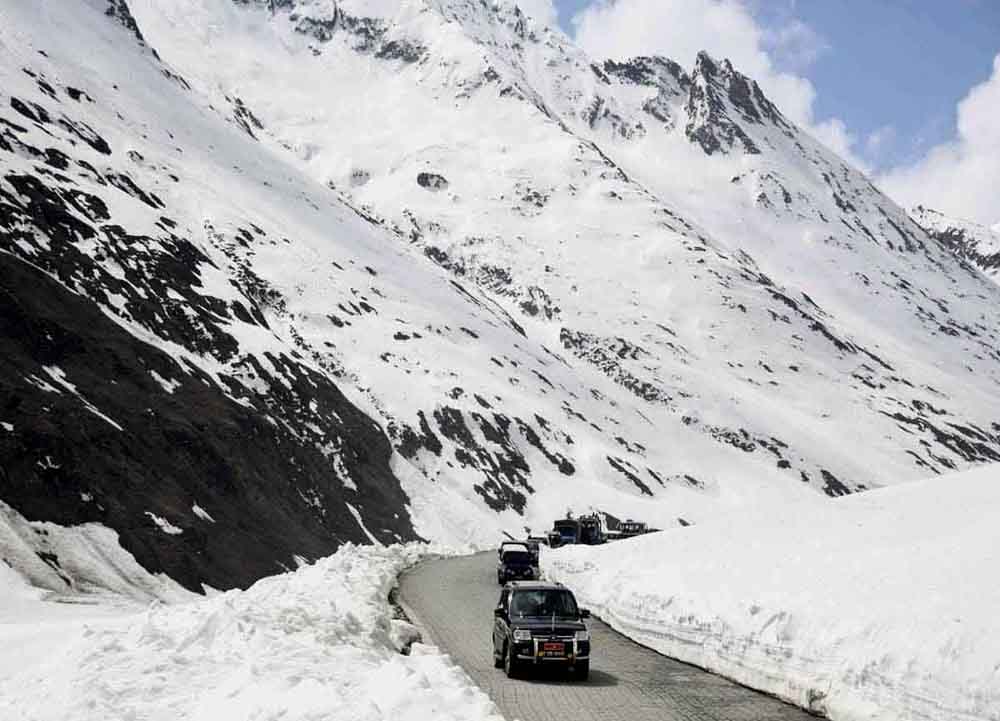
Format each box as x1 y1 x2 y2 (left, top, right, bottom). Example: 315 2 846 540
879 55 1000 227
762 18 830 73
865 125 897 157
515 0 557 27
571 0 868 171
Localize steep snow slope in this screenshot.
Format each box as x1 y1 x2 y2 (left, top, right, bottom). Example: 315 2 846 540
130 0 1000 489
544 465 1000 721
2 0 825 592
912 206 1000 283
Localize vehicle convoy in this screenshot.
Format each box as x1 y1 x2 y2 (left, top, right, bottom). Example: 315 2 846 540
497 544 538 584
492 582 591 679
551 514 605 546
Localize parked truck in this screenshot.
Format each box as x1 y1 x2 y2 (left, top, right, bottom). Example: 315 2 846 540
551 514 605 546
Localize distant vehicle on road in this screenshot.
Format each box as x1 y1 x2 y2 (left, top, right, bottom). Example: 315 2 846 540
497 545 537 584
500 537 541 563
552 514 604 545
498 540 528 558
492 581 591 679
619 519 650 538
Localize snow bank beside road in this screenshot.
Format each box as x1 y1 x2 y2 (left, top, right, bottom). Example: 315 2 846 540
543 465 1000 721
0 543 502 721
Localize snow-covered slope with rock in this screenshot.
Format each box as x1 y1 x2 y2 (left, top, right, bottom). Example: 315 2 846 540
543 464 1000 721
128 0 1000 483
912 205 1000 283
3 0 1000 593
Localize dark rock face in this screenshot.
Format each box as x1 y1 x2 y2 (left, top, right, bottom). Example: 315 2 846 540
417 172 449 191
913 207 1000 278
0 66 420 593
105 0 149 48
684 51 794 156
390 401 575 516
375 39 426 63
230 96 264 139
559 328 672 404
603 56 690 91
0 253 419 592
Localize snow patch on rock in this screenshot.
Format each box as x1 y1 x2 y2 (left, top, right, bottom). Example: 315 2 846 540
191 504 215 523
144 511 184 535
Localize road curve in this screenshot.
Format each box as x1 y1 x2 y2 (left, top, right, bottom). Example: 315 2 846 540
398 552 817 721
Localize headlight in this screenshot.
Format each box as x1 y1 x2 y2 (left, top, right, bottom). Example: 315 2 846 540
575 630 591 642
513 629 533 642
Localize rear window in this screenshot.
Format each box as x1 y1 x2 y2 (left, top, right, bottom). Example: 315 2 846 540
503 551 533 564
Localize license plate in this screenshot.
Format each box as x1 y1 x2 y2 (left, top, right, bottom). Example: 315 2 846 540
542 642 564 653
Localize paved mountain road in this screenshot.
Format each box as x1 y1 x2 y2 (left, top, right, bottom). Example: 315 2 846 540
398 552 816 721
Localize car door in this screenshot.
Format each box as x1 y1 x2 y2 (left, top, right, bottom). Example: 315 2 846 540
493 589 510 652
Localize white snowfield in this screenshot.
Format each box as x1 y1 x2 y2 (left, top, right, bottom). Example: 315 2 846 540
543 465 1000 721
0 543 503 721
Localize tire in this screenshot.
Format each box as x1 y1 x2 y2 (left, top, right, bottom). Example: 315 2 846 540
574 660 590 680
504 640 520 678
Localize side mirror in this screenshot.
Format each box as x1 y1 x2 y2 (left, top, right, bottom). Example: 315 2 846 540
494 607 504 618
580 608 591 619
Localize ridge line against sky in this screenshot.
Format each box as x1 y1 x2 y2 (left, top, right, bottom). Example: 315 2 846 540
518 0 999 227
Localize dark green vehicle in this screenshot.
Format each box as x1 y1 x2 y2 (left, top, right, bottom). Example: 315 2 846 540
492 582 591 679
497 545 538 584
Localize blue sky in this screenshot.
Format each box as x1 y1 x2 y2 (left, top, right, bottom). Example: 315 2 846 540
553 0 1000 172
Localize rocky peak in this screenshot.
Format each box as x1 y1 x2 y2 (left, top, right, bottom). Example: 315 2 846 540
685 50 793 156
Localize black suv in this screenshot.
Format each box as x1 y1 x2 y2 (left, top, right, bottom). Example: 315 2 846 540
492 582 591 679
497 546 537 584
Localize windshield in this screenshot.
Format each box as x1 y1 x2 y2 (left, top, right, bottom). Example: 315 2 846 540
510 589 579 618
503 551 532 565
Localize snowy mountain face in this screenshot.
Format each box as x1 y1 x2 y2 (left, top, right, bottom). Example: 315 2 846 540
3 0 1000 592
911 206 1000 283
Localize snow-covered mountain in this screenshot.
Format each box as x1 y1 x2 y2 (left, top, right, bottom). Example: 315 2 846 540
3 0 1000 593
911 206 1000 283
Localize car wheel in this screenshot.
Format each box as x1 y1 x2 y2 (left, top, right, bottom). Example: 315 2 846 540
504 641 520 678
574 660 589 680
